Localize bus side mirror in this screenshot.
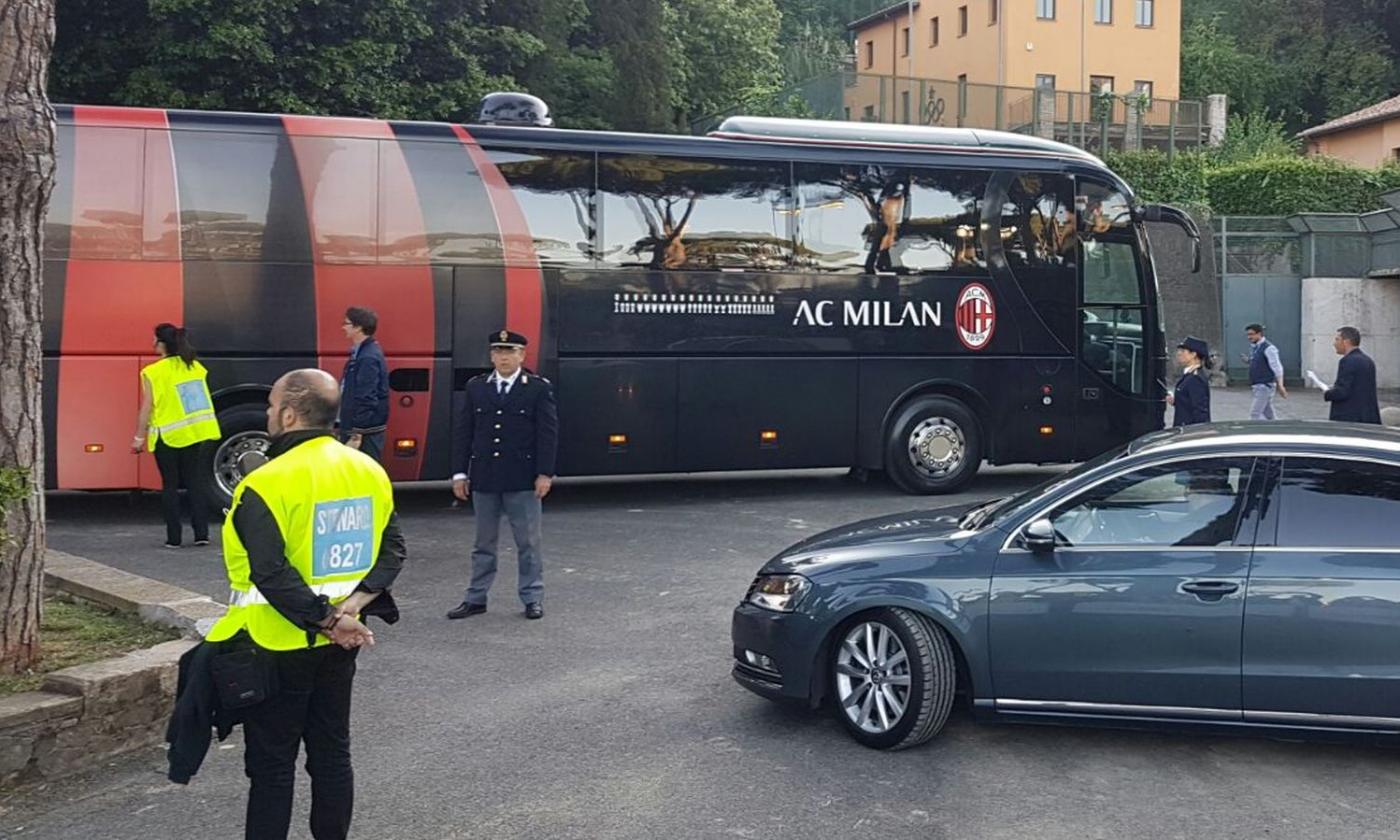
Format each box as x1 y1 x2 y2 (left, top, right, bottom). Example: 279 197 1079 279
1138 203 1202 274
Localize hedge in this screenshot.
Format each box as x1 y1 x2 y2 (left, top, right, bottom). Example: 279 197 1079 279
1105 150 1400 217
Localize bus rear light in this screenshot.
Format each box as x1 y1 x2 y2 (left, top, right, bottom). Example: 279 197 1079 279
84 444 104 453
1039 426 1055 436
393 438 417 456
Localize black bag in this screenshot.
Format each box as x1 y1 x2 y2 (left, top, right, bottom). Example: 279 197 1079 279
210 646 279 709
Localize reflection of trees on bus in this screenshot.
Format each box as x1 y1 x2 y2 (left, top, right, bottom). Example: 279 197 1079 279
795 165 985 276
1002 173 1075 268
599 156 792 274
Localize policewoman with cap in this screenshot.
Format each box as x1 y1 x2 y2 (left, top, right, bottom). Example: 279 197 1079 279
1166 336 1212 427
132 323 221 548
447 330 559 621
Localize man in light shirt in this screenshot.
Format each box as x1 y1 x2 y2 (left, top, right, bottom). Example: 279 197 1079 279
1244 324 1287 420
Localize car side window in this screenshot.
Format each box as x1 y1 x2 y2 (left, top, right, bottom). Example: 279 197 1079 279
1276 457 1400 548
1047 458 1255 548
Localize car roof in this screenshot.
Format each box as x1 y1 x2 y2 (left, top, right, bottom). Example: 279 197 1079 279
1127 421 1400 458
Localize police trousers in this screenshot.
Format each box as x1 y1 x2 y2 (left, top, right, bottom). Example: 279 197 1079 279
241 645 358 840
466 490 544 607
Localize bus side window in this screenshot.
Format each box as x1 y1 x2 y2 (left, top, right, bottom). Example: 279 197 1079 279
488 148 597 268
597 155 793 271
792 164 987 275
1000 173 1075 269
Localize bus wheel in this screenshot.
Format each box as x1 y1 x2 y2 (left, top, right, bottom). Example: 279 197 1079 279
884 396 981 495
202 404 270 508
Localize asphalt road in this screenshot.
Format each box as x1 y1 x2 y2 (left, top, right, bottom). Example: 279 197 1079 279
7 454 1400 839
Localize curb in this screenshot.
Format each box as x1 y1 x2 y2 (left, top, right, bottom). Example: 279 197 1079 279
44 549 224 636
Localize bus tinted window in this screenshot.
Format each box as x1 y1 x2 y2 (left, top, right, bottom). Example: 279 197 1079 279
1001 173 1075 269
793 164 987 274
489 148 596 267
598 156 793 270
1083 240 1143 304
169 131 312 261
1079 180 1133 233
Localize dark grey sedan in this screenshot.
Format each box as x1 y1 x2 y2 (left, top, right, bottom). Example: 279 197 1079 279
732 421 1400 750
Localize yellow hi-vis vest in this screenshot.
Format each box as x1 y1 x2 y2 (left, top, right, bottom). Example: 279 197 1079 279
207 436 395 651
141 357 221 450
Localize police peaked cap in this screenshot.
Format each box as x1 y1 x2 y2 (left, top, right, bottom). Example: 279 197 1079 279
489 330 529 349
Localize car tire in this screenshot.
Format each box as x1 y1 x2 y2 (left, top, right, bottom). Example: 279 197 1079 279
830 608 956 750
200 403 271 508
884 396 981 495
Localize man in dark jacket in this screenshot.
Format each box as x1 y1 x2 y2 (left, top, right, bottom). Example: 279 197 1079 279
1323 326 1382 424
339 306 390 461
446 331 559 621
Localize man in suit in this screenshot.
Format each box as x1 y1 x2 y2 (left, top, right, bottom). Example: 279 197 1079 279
446 331 559 620
1324 326 1382 424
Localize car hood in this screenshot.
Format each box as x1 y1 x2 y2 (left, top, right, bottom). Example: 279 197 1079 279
760 503 980 575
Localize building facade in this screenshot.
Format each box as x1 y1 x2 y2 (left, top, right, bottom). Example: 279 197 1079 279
1301 95 1400 169
848 0 1181 98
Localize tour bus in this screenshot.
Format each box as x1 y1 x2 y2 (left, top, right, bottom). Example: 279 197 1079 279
41 102 1197 502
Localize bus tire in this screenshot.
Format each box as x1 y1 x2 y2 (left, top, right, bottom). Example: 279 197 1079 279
201 403 271 508
884 396 981 495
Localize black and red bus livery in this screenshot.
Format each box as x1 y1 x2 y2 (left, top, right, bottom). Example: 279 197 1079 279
42 104 1197 500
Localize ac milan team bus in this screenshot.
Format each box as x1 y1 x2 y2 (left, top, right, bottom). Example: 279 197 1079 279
42 99 1198 503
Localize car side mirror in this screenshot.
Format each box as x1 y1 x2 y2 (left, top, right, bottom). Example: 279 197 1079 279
1023 518 1057 552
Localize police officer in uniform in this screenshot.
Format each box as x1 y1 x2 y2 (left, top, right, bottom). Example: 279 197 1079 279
205 369 406 840
447 331 559 621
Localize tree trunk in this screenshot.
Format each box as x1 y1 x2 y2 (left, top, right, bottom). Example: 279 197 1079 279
0 0 56 673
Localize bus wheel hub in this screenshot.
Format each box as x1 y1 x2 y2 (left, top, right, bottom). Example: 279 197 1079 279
908 418 964 477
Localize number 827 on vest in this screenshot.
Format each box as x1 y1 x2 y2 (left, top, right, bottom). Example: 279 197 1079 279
313 497 375 577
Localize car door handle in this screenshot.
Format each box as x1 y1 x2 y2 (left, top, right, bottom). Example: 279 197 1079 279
1180 580 1239 601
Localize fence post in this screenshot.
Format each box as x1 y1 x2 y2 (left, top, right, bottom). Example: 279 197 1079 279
995 85 1004 131
1206 93 1228 147
1168 102 1177 161
879 75 887 123
919 79 927 125
1099 103 1109 158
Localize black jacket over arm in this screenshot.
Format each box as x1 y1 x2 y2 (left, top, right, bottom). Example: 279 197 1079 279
1173 371 1211 427
1325 349 1382 424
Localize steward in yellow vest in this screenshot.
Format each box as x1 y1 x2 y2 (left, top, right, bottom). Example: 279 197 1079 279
207 369 405 840
134 323 222 548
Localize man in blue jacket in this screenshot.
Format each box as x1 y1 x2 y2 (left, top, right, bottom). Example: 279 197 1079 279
1323 326 1382 424
339 306 390 461
446 331 559 621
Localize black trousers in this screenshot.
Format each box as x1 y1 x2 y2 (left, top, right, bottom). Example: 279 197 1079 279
242 645 358 840
153 440 209 545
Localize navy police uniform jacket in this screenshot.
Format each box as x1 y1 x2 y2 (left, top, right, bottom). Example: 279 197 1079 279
1172 370 1211 427
455 372 559 492
1325 349 1382 424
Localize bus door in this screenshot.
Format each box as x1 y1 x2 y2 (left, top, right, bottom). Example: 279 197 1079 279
1075 179 1153 460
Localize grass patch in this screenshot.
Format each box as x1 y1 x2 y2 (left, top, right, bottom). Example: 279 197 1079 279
0 597 180 695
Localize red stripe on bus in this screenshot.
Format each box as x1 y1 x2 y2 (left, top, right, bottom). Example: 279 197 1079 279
449 124 544 371
59 108 183 489
283 114 434 480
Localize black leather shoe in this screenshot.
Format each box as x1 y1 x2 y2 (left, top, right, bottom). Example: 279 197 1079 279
446 602 486 620
525 603 544 620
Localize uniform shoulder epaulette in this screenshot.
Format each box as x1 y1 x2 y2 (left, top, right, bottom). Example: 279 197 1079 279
468 372 491 383
522 374 551 386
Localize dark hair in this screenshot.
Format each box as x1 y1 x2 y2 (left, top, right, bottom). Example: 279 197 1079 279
345 307 378 336
154 323 197 366
1245 323 1264 334
279 370 339 428
1338 326 1362 346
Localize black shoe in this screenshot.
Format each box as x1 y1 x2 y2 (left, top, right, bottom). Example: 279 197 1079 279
162 542 181 550
525 603 544 620
193 539 210 547
446 602 486 620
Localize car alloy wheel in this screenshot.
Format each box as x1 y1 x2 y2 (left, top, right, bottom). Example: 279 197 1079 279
836 621 913 734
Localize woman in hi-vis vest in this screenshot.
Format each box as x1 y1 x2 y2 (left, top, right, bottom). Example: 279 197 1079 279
132 324 222 548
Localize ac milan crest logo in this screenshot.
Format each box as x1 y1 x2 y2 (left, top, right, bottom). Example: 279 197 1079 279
955 283 996 350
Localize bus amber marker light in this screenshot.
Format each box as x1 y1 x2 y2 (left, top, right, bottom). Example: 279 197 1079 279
84 443 104 453
760 430 779 446
608 434 628 446
394 438 417 456
1039 426 1055 436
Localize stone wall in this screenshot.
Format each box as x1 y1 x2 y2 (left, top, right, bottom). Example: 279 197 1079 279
1301 277 1400 389
0 550 220 788
0 639 195 787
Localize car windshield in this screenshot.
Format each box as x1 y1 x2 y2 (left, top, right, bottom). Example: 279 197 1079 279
965 442 1133 529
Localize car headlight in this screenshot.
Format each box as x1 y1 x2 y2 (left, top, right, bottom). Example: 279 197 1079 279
746 574 811 613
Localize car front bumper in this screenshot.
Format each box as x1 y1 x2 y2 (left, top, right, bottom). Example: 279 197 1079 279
730 601 825 707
